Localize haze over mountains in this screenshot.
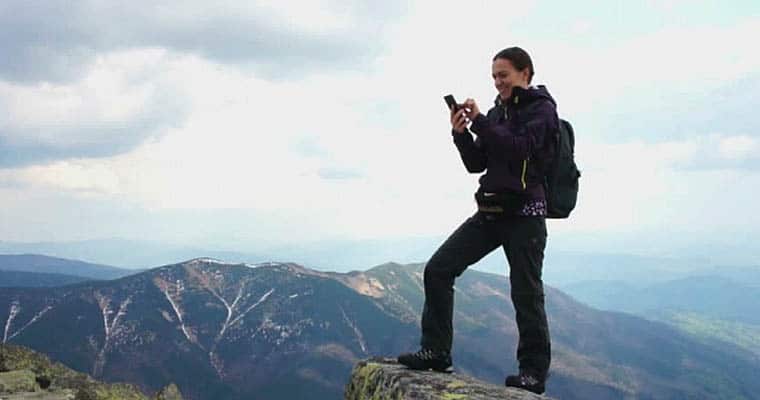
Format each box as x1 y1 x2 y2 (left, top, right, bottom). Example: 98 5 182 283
2 237 757 283
2 257 759 399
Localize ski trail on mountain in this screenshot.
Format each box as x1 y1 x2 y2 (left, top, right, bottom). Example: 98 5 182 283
203 279 275 378
340 306 368 355
92 293 131 377
3 300 52 343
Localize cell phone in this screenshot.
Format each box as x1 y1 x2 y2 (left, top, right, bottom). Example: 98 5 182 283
444 94 460 112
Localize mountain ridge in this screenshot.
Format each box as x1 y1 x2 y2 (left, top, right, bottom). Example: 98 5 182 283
0 254 135 280
1 257 759 399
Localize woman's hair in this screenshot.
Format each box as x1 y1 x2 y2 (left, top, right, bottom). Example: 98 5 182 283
493 47 534 84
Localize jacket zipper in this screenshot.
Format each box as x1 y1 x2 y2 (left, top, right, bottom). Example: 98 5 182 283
521 159 528 190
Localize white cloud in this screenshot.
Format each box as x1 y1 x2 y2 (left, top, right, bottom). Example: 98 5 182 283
0 48 191 166
1 161 122 197
0 0 405 83
530 17 760 118
717 135 758 160
1 1 759 245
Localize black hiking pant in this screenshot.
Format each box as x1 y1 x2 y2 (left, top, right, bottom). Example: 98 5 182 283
420 211 550 378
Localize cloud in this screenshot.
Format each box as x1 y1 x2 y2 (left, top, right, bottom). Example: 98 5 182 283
0 1 406 84
718 135 757 160
578 132 760 176
0 160 121 196
530 18 760 143
317 166 364 180
0 49 192 167
553 131 760 234
2 0 759 246
675 133 760 170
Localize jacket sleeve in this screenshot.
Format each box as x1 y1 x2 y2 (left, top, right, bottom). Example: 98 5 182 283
452 128 487 173
470 102 558 160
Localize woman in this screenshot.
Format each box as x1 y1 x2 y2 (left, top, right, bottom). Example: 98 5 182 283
397 46 558 395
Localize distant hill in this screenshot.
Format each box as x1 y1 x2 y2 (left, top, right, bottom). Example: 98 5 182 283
661 311 760 357
561 274 760 359
3 238 757 286
698 265 760 287
561 275 760 324
0 239 268 270
0 270 92 287
1 258 759 400
0 254 135 280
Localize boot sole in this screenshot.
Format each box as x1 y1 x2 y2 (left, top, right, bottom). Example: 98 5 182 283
399 364 454 374
505 385 545 395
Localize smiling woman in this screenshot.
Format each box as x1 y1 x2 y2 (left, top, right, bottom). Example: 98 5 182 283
398 46 558 395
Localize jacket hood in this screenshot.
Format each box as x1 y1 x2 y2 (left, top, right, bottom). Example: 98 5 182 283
494 85 556 108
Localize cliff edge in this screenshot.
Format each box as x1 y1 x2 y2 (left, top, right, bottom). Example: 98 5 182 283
345 357 554 400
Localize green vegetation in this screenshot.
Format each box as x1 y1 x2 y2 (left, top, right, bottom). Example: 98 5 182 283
0 369 39 393
0 344 182 400
660 311 760 356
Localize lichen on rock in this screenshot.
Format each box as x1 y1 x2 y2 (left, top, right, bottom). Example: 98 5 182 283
344 357 553 400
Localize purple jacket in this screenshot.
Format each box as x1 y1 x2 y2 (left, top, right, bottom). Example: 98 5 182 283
452 85 559 201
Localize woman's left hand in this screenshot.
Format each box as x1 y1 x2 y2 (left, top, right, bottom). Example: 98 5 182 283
463 98 480 120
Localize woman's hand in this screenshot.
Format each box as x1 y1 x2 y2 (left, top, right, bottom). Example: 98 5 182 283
463 98 480 120
450 108 468 134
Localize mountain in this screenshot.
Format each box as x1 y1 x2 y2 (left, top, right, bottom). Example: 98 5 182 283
560 274 760 358
0 254 136 280
540 251 706 286
1 258 759 400
561 275 760 325
698 265 760 288
0 239 268 270
661 311 760 357
0 270 92 287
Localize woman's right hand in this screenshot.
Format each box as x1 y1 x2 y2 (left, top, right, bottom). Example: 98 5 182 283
450 108 468 134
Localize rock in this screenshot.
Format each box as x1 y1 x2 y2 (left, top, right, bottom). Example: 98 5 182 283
155 383 183 400
74 386 98 400
344 357 553 400
0 369 40 394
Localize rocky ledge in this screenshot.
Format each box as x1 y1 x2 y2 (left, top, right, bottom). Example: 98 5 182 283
345 357 554 400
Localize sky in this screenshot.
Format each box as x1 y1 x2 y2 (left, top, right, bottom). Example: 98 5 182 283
1 1 759 258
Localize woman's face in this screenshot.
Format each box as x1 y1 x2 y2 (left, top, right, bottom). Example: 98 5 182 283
492 58 530 100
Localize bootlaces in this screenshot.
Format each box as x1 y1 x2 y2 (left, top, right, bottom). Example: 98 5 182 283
519 373 540 386
413 348 441 360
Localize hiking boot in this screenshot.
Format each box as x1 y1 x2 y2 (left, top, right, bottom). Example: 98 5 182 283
397 348 453 373
505 370 546 394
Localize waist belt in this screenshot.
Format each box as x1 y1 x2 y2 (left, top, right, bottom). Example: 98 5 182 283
474 190 525 214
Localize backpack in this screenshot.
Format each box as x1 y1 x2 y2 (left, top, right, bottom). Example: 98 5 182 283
544 119 581 218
